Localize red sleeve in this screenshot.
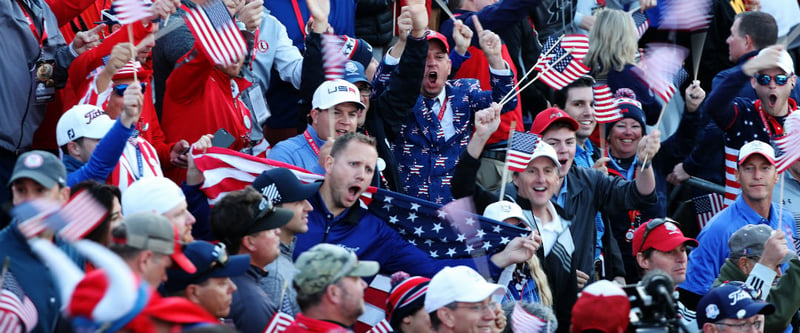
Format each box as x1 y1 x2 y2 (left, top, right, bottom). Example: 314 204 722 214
45 0 96 26
165 44 214 103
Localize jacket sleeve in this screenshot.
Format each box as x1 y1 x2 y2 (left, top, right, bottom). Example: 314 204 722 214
584 167 658 213
764 259 800 333
439 0 542 50
451 150 500 213
372 36 428 140
681 121 724 180
66 119 134 186
270 16 304 89
182 182 213 241
681 222 728 295
702 65 751 131
44 0 95 26
165 47 214 104
299 31 324 111
653 108 702 170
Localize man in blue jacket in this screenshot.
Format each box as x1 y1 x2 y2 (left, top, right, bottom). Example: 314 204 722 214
294 131 539 279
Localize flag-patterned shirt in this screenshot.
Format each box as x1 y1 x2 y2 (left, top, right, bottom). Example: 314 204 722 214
108 136 163 193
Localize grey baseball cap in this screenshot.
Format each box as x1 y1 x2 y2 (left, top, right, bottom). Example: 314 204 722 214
294 243 379 295
9 150 66 189
728 224 796 263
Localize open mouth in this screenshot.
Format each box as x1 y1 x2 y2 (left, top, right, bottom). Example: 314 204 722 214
769 93 778 108
427 71 438 85
558 159 568 166
347 185 362 201
533 186 547 192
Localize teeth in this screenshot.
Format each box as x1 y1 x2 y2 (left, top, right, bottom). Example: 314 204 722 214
580 121 592 125
533 187 546 191
621 139 633 143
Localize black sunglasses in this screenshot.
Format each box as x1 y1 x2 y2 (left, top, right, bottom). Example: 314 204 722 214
112 82 147 96
754 73 789 86
638 218 681 253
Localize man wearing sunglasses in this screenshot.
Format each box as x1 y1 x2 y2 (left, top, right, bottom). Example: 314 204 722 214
210 187 294 333
713 224 800 333
696 283 775 333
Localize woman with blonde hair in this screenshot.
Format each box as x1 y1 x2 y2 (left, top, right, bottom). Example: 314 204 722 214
584 8 662 124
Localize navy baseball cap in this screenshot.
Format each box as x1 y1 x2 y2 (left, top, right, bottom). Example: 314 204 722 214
251 168 321 206
163 241 250 294
343 60 371 87
696 283 775 328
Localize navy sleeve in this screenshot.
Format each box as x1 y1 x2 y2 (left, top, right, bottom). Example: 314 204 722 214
67 119 134 186
182 182 212 241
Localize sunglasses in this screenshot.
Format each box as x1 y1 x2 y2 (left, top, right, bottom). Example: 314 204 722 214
754 73 790 86
112 82 147 96
637 218 681 253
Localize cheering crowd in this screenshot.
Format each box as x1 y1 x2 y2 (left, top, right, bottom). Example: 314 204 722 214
2 0 800 332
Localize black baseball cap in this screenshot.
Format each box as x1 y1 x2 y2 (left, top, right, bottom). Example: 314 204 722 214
251 168 321 206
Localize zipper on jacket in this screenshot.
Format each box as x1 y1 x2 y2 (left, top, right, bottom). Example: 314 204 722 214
322 215 333 243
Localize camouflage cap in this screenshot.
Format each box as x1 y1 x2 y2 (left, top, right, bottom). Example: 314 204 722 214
294 243 379 295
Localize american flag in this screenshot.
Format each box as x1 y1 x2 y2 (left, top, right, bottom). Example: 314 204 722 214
322 34 348 80
658 0 712 31
775 112 800 173
364 319 392 333
632 11 650 38
191 147 324 205
263 311 293 333
633 43 687 103
533 35 591 90
15 191 107 241
507 131 540 172
0 272 37 333
593 85 622 123
693 193 725 229
183 0 246 66
113 0 152 25
511 302 546 333
723 146 740 206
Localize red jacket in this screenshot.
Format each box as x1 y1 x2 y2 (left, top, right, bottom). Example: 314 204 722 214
160 45 253 184
283 314 351 333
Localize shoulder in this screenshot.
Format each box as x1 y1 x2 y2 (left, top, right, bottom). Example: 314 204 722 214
270 134 306 153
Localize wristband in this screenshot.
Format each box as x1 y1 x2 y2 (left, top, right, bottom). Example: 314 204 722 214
638 159 652 169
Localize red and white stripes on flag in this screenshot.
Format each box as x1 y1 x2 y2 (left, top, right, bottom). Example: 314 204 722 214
191 147 324 205
0 273 38 333
658 0 712 31
693 193 725 229
113 0 152 25
633 43 687 103
263 311 293 333
321 34 348 80
533 35 591 90
16 191 107 241
506 131 540 172
775 112 800 173
511 302 546 333
364 319 393 333
355 274 392 333
183 0 246 66
723 146 741 207
593 85 622 123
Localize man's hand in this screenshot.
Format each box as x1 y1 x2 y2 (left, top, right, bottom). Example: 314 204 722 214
104 43 135 76
396 8 412 43
306 0 330 33
238 0 264 32
223 0 245 16
490 303 506 333
759 230 791 269
578 15 596 31
170 140 191 168
490 236 539 267
592 157 610 175
743 45 785 76
186 134 214 186
576 270 589 289
120 82 144 128
72 24 105 55
636 129 661 164
639 0 657 11
451 19 473 56
473 16 504 70
666 162 690 185
407 0 428 38
684 80 705 112
473 103 501 140
151 0 180 20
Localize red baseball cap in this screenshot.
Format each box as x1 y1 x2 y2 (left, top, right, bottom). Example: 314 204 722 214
571 280 630 333
632 218 698 254
530 107 579 135
426 30 450 53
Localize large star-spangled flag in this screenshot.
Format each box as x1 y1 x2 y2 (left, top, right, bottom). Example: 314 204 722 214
658 0 712 31
633 43 688 103
183 0 246 66
776 112 800 173
534 35 591 90
593 85 622 123
507 131 540 172
0 272 37 333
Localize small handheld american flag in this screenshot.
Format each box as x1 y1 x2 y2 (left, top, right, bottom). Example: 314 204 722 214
113 0 152 25
0 272 37 333
533 35 590 90
183 0 246 66
321 34 349 80
15 191 107 241
507 131 541 172
632 11 650 38
593 85 622 123
658 0 712 32
633 43 688 103
775 111 800 173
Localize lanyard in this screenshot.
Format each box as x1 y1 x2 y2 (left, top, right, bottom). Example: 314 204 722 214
17 0 47 48
755 99 794 137
303 130 321 156
430 97 450 121
290 0 307 37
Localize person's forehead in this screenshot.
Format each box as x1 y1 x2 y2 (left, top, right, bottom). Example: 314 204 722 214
543 127 576 141
339 141 377 158
427 41 447 54
756 67 789 77
614 118 641 126
528 156 558 168
334 103 360 112
12 177 49 189
740 154 772 167
565 86 593 102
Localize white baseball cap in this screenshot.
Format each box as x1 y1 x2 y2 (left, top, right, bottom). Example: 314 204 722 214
758 48 794 74
738 140 775 165
483 201 528 225
312 79 365 110
424 266 505 313
122 176 186 215
530 142 561 168
56 104 115 147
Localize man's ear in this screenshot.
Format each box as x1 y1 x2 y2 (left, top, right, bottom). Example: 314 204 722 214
437 308 456 329
66 141 81 157
635 252 649 270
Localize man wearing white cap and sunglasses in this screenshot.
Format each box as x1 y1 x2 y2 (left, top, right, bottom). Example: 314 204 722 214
268 79 365 175
425 266 507 333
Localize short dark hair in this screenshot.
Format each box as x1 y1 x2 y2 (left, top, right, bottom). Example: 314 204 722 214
210 186 262 254
71 180 121 246
736 12 778 50
553 75 595 109
60 137 86 155
330 132 376 158
429 302 458 330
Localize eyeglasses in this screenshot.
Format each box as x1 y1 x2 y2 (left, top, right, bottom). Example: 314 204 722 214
112 82 147 96
754 73 790 86
715 320 762 332
452 301 496 314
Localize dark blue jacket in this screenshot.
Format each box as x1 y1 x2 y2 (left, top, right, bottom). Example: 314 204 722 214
63 119 135 186
294 192 503 279
607 64 663 125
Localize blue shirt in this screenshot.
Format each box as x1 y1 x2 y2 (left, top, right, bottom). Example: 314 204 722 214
573 140 596 170
63 118 135 186
680 196 797 295
267 126 326 175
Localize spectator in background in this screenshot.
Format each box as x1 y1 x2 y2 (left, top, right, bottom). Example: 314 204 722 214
284 243 379 333
210 187 294 333
253 168 321 317
163 241 250 319
424 266 506 333
553 76 602 170
713 224 799 333
122 176 197 243
71 180 123 247
386 272 432 333
696 283 774 333
109 212 197 287
500 301 558 333
570 280 630 333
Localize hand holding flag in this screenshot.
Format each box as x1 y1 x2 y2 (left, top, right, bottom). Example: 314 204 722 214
183 0 247 66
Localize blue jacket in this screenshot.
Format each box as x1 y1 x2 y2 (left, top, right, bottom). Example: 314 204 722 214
0 221 61 333
267 126 326 175
680 197 796 295
294 192 503 279
63 119 135 186
229 265 278 333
